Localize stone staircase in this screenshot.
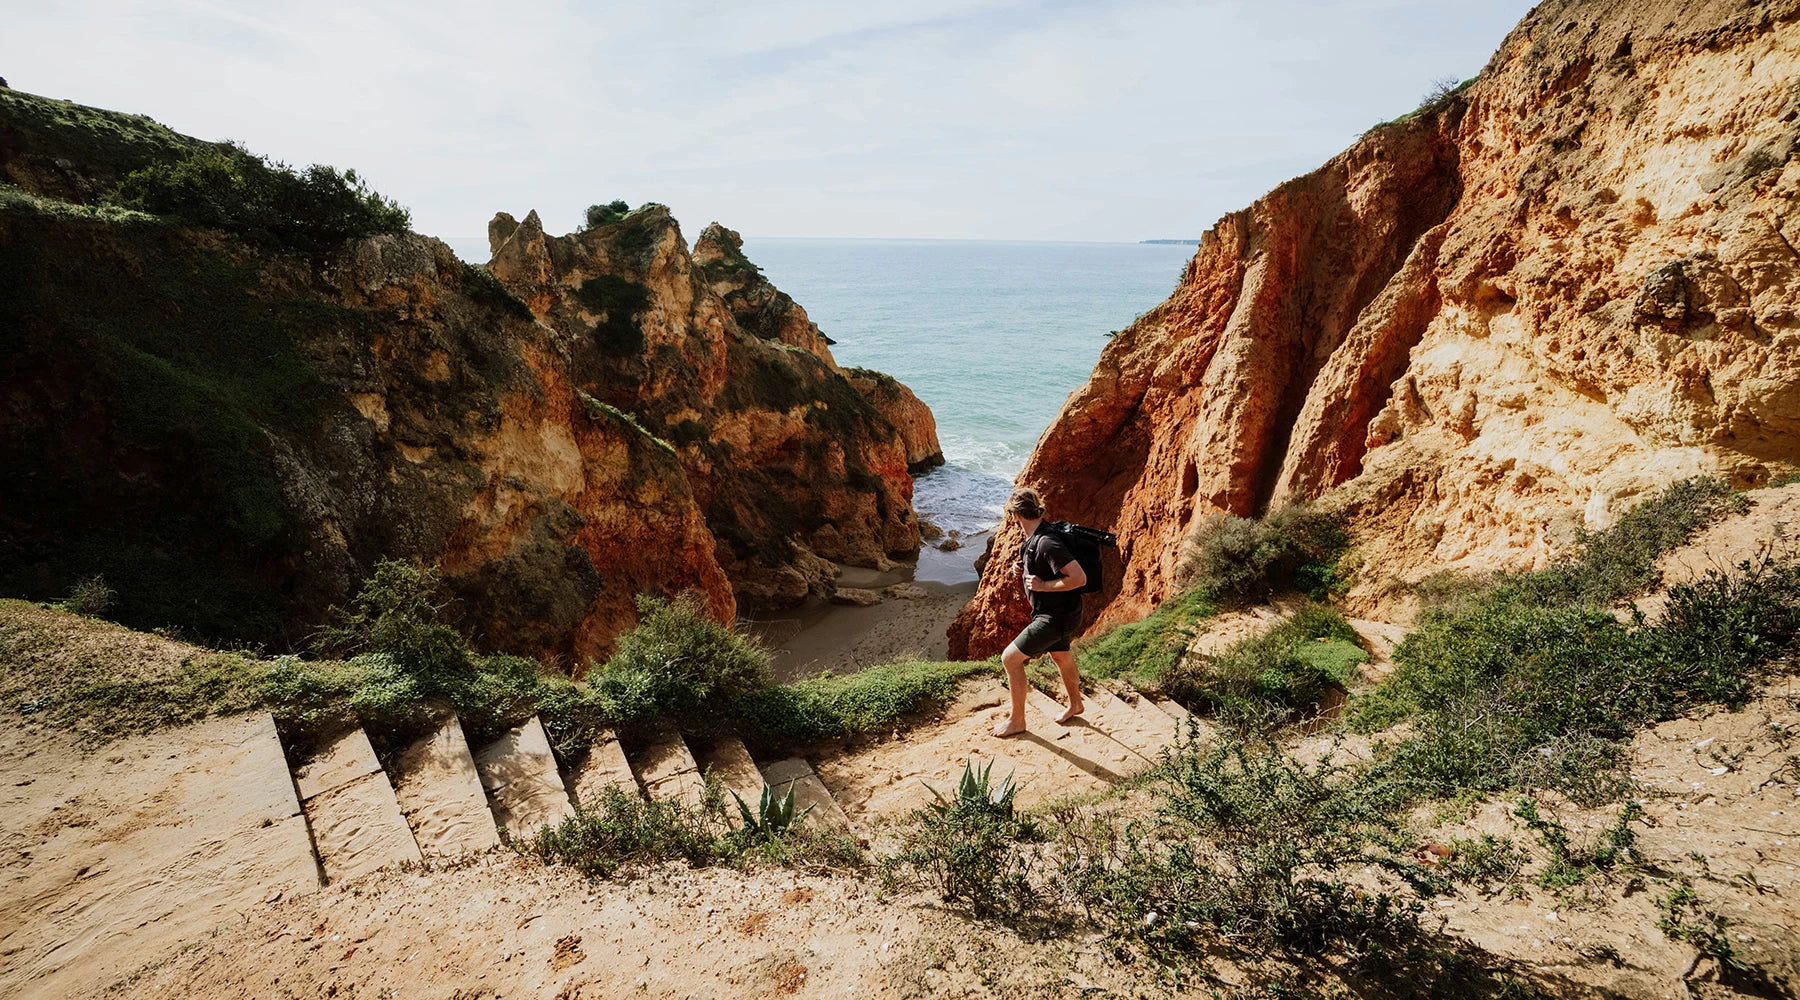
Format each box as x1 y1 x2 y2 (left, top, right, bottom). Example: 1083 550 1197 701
5 676 1222 999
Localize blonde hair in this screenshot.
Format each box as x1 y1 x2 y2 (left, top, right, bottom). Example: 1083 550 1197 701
1005 486 1045 520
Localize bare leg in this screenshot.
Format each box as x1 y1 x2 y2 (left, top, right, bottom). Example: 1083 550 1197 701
992 643 1030 737
1049 649 1084 723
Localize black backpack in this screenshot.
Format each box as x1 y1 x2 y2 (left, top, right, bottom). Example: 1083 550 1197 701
1030 521 1117 595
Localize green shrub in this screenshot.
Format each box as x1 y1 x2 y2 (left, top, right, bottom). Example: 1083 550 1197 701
1510 477 1737 607
588 593 769 729
582 199 631 230
533 785 727 876
1444 834 1527 894
1512 798 1642 890
107 143 410 251
1065 729 1422 961
1177 503 1347 604
1654 883 1739 969
61 574 115 617
311 559 472 689
1163 604 1364 724
1356 557 1800 804
884 759 1046 922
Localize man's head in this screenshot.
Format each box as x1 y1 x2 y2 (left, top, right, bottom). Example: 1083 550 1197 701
1005 486 1045 523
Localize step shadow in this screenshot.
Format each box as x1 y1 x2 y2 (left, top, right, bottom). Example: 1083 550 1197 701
1014 730 1129 785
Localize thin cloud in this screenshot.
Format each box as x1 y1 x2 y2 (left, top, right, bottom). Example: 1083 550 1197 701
7 0 1535 244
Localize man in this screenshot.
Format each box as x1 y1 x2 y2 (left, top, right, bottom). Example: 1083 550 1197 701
992 486 1086 737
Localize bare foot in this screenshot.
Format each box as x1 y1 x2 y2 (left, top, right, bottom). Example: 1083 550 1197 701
991 716 1027 737
1054 698 1084 724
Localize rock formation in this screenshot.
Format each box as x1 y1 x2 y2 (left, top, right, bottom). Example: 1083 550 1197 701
0 87 932 664
486 209 923 609
952 0 1800 657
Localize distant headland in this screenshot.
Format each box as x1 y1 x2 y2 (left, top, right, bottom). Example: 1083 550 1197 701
1138 238 1199 245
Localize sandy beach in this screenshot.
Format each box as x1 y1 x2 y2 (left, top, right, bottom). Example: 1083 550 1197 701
744 534 987 681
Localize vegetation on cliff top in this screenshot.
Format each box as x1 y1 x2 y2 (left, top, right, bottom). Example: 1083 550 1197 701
105 143 411 252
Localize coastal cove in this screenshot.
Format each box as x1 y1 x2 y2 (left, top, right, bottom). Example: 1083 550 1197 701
734 238 1194 675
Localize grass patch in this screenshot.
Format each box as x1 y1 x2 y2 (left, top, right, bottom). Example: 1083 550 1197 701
1353 477 1790 806
736 658 993 750
1164 604 1366 724
6 562 987 763
1077 586 1217 686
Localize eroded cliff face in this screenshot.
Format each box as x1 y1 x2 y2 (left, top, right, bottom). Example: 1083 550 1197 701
0 88 930 662
486 209 923 611
952 0 1800 657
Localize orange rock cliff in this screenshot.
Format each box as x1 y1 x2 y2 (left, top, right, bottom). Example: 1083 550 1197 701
0 88 936 666
952 0 1800 658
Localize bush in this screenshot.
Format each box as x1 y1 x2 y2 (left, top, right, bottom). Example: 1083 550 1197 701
1356 557 1800 804
588 593 769 729
1163 603 1365 724
1513 797 1642 890
533 785 727 876
1065 729 1423 962
1510 477 1737 607
311 559 472 690
1177 503 1346 604
582 199 631 230
61 574 115 617
108 143 410 251
884 759 1046 922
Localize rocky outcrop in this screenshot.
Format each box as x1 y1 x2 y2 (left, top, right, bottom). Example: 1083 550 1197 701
691 222 840 364
844 368 944 473
1 88 930 662
487 208 921 611
952 0 1800 657
0 207 734 666
687 223 943 474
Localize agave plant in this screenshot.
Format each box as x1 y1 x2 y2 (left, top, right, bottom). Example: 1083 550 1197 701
732 779 812 838
924 758 1019 820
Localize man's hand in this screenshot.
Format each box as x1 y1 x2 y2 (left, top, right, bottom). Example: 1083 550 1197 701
1024 574 1049 592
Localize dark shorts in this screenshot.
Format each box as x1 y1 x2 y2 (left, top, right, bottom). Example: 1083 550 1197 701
1012 612 1081 657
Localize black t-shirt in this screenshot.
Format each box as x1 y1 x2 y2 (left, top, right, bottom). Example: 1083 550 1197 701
1023 525 1082 617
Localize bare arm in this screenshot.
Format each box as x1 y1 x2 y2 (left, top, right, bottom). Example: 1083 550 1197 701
1025 558 1086 593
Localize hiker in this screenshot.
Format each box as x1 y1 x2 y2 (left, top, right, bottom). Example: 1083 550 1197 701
992 486 1086 737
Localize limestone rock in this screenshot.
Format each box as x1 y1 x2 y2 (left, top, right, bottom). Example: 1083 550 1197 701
952 0 1800 657
844 368 944 472
830 587 882 607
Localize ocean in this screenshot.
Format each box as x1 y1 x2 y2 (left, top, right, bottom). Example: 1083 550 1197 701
742 238 1195 573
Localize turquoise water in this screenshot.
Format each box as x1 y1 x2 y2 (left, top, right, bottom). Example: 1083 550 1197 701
742 238 1195 539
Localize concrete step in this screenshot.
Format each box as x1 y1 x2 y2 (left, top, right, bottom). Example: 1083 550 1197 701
474 715 576 841
563 729 642 808
293 727 423 883
0 713 320 1000
1074 690 1168 768
628 720 706 808
693 735 766 824
1110 687 1182 747
759 757 854 834
389 713 501 858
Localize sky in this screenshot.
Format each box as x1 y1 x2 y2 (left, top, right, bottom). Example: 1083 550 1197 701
7 1 1538 245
